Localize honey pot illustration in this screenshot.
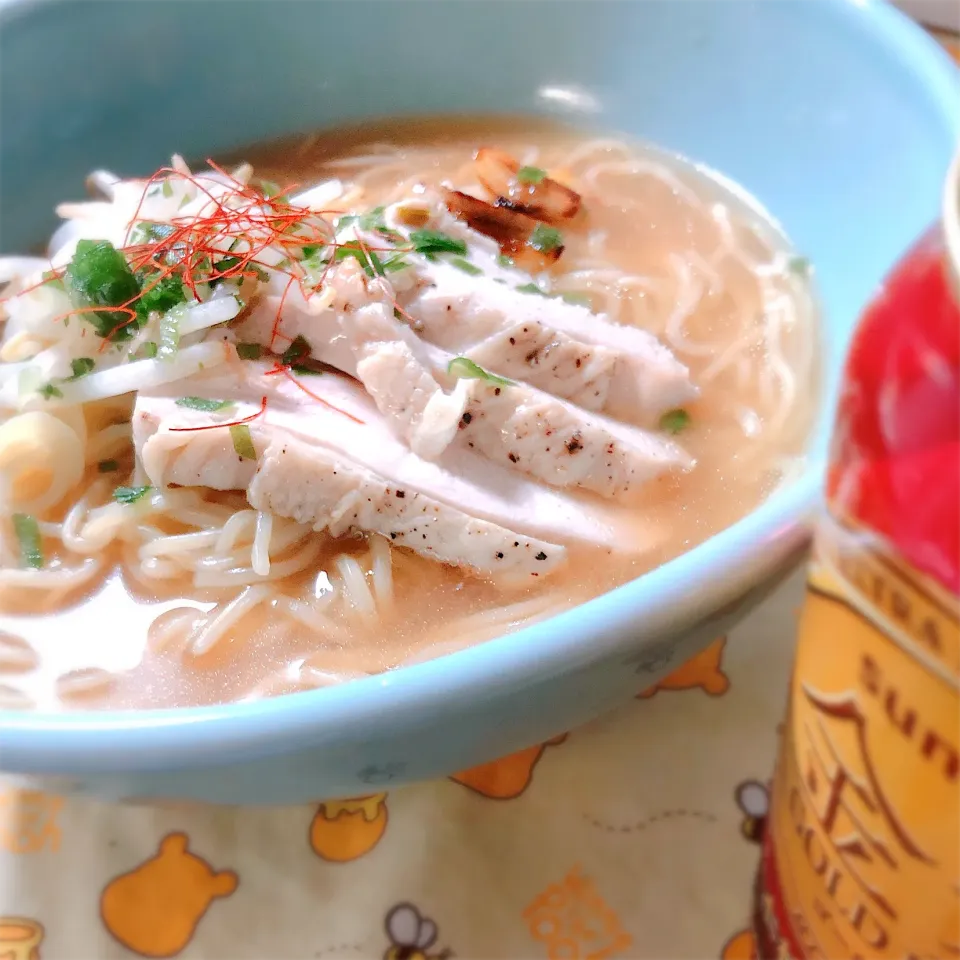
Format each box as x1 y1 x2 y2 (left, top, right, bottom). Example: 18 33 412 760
310 793 388 862
721 928 758 960
0 917 44 960
384 903 451 960
637 636 730 699
450 734 567 799
100 832 238 958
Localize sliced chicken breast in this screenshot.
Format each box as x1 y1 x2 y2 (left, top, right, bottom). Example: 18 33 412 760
345 304 693 499
133 365 651 579
410 259 698 423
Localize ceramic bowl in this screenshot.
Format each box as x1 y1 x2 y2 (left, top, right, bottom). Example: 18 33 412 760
0 0 957 803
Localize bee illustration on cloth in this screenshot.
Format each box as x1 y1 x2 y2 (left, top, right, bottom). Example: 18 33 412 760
735 779 769 844
384 903 451 960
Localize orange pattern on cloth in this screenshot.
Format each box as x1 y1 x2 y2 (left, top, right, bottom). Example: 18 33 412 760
523 864 632 959
720 928 758 960
637 637 730 699
309 794 389 862
0 791 62 855
100 832 238 958
0 917 44 960
450 734 568 799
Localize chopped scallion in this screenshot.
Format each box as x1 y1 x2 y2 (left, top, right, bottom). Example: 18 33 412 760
127 221 176 248
410 229 467 258
41 270 65 291
38 382 63 400
281 335 312 366
447 356 514 387
381 255 410 273
113 485 153 505
68 357 95 380
528 224 563 254
230 424 257 460
659 408 690 434
175 397 234 413
517 165 547 185
12 514 43 569
788 255 812 277
333 241 383 277
495 254 515 269
161 180 174 198
450 257 483 276
64 239 142 341
236 342 262 361
516 282 547 296
259 179 287 202
133 341 158 361
137 271 187 317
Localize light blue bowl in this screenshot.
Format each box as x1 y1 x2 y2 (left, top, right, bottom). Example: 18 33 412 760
0 0 957 804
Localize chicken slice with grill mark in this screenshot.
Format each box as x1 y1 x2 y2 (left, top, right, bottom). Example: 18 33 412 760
132 365 648 580
410 259 698 424
464 321 617 412
346 304 693 499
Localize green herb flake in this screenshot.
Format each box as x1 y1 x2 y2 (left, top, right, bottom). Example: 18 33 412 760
495 254 515 269
659 408 691 435
333 241 371 274
236 342 262 361
517 165 547 185
335 214 358 232
560 292 591 307
38 382 63 400
258 179 288 203
41 270 65 291
175 397 234 413
516 282 547 297
97 459 119 473
12 514 43 570
133 341 158 361
64 239 143 341
212 257 268 285
68 357 95 380
788 255 812 277
410 229 467 258
300 245 320 259
280 335 312 366
161 179 174 198
137 271 186 317
230 424 257 461
127 221 176 248
528 224 563 255
450 257 483 276
381 255 410 273
447 356 514 387
113 485 153 505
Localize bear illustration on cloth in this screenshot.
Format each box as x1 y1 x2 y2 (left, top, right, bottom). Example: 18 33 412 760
100 832 237 958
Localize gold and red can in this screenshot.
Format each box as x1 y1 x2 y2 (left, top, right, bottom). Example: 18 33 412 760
754 151 960 958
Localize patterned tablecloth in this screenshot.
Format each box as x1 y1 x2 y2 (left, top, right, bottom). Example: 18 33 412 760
0 566 802 960
1 23 957 960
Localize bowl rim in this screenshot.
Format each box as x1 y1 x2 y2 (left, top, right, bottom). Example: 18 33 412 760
1 0 959 775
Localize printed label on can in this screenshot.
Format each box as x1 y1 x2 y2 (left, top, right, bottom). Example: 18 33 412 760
763 514 960 958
